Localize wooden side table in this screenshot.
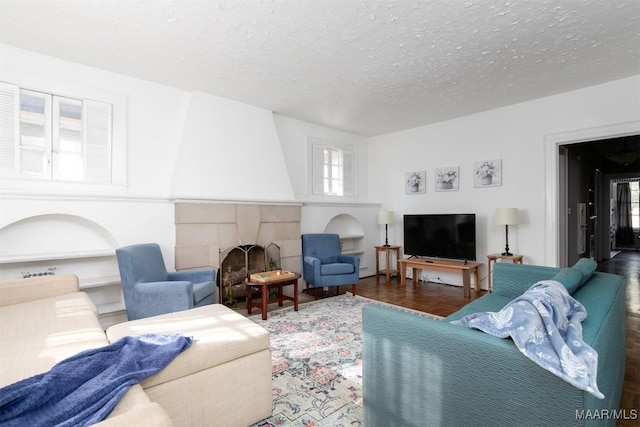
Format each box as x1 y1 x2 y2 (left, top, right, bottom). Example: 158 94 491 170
486 253 524 292
375 245 401 283
246 273 300 320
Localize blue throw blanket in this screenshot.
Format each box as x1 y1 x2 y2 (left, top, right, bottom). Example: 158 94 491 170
0 333 192 426
451 280 603 399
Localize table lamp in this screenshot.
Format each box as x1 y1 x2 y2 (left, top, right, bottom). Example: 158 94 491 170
378 211 395 247
495 208 518 256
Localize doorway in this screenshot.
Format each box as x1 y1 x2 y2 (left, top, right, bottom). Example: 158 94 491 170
545 122 640 267
559 135 640 265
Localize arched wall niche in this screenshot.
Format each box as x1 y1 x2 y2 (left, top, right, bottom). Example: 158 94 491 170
324 214 364 238
324 214 365 258
0 214 125 328
0 214 118 260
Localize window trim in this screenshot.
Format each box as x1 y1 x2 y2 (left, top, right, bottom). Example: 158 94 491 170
0 79 127 192
308 136 356 198
324 146 343 196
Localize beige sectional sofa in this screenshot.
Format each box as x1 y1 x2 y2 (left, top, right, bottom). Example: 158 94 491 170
0 274 272 426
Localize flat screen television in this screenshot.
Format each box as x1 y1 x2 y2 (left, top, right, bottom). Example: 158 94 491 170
403 214 476 261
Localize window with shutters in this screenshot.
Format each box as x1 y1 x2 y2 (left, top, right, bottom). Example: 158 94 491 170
324 147 343 195
0 82 112 184
309 137 355 197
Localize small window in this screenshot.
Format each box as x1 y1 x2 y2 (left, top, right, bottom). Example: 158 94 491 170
310 137 355 197
0 82 113 184
324 147 344 195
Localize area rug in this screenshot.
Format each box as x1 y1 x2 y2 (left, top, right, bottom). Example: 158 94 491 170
249 293 439 427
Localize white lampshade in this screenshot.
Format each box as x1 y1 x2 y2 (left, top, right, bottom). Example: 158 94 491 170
378 211 395 225
494 208 519 225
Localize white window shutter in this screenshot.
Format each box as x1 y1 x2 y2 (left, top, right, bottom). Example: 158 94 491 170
83 100 112 183
342 149 354 196
311 143 325 195
0 82 18 173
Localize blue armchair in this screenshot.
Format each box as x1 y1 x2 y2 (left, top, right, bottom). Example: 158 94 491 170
116 243 216 320
302 233 359 298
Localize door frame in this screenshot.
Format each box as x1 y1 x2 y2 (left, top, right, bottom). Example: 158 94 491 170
544 120 640 267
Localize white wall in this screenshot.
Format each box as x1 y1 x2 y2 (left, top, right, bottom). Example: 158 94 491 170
2 43 638 294
273 114 369 202
0 44 190 277
0 46 302 320
171 92 295 200
274 114 377 277
368 75 640 288
0 45 371 281
0 44 191 199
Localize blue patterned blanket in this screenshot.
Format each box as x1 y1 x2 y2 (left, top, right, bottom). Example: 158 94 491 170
0 333 192 426
451 280 603 399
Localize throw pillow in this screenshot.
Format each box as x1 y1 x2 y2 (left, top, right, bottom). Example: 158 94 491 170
572 258 598 286
551 268 583 295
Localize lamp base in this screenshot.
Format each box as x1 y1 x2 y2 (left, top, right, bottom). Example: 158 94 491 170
383 224 390 247
383 244 390 247
502 225 513 257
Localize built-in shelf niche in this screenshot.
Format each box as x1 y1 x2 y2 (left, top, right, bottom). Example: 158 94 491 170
0 250 115 264
324 214 366 267
0 214 124 328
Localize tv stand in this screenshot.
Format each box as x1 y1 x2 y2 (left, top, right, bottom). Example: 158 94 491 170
398 257 482 297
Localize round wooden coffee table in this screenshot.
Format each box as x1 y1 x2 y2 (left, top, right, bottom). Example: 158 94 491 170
246 272 301 320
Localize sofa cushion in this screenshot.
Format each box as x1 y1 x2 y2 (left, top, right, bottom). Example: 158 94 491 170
491 263 559 298
0 292 108 388
550 268 583 295
320 262 355 276
572 258 598 287
0 274 79 307
108 384 155 418
106 304 270 389
102 401 172 426
446 293 514 322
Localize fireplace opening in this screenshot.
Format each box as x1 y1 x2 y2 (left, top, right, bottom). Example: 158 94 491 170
218 243 281 305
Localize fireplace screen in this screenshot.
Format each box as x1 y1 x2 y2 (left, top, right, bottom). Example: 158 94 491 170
218 243 281 304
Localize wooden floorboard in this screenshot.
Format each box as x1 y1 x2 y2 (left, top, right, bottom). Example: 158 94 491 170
354 274 484 318
352 250 640 426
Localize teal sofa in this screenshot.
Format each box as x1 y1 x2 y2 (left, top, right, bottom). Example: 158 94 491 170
362 259 626 426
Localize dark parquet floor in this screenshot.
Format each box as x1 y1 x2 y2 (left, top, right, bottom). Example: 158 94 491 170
350 250 640 426
597 250 639 426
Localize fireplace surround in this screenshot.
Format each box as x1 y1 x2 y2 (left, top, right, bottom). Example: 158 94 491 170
174 202 301 301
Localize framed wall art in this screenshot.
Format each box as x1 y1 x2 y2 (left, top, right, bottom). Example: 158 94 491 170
435 166 459 191
405 170 426 194
473 159 502 187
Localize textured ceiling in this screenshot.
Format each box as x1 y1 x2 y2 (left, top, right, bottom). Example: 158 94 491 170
1 0 639 136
